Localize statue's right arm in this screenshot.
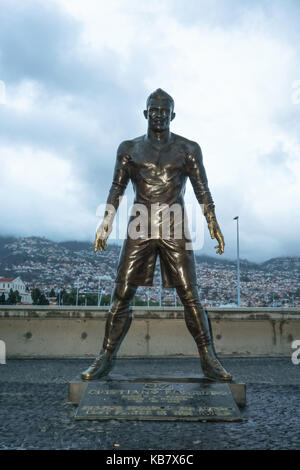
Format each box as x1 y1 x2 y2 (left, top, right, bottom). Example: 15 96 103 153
94 141 131 252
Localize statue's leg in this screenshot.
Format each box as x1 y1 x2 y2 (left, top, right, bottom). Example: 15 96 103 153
176 284 232 381
81 282 137 380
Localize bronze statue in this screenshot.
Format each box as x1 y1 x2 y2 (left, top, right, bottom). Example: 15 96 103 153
82 89 232 382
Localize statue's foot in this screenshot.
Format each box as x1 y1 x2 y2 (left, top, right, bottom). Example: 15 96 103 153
81 351 113 380
199 344 232 382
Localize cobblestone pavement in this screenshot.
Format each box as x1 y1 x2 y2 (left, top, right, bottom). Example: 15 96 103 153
0 358 299 450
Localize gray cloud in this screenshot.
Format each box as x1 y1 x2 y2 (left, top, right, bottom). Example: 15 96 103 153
0 0 300 261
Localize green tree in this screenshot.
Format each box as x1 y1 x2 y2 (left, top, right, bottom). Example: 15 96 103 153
85 293 98 306
38 293 49 305
134 298 148 306
31 288 49 305
15 290 21 303
100 294 111 306
31 288 42 305
6 289 21 305
0 293 6 304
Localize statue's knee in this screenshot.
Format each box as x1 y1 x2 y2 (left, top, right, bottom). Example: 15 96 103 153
113 282 136 303
176 285 202 308
177 286 199 305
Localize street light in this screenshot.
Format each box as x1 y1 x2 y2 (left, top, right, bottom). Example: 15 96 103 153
147 290 150 307
159 269 162 307
99 289 103 306
97 275 112 307
233 216 241 307
98 276 101 306
75 277 79 306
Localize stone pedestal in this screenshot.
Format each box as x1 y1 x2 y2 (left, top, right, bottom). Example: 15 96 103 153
69 374 246 422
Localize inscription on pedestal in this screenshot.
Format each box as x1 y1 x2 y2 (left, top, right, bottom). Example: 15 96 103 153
75 381 242 421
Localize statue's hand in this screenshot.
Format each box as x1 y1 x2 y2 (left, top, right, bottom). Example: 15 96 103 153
94 221 112 253
208 218 225 255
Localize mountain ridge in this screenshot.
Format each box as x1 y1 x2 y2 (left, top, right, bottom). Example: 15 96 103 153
0 235 299 268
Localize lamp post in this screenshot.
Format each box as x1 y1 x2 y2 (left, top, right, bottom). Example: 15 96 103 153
97 275 111 306
159 270 162 307
75 277 79 306
98 276 101 306
233 216 241 307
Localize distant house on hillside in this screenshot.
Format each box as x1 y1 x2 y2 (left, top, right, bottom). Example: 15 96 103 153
0 276 32 304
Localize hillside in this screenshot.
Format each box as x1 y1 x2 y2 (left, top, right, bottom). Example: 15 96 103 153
0 236 299 307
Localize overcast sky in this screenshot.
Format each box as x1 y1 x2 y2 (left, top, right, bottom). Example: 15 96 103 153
0 0 300 262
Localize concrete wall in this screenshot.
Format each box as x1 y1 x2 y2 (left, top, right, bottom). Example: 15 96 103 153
0 306 299 358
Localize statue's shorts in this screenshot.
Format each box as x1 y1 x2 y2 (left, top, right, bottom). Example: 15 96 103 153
115 237 197 288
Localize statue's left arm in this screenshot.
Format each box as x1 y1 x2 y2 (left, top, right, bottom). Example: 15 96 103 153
186 143 225 255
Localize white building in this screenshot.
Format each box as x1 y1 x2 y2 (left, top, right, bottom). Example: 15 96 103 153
0 276 32 304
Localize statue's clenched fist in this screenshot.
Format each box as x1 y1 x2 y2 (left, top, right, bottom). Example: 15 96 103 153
94 221 112 253
207 216 225 255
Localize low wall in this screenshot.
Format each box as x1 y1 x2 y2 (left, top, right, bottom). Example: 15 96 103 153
0 306 299 358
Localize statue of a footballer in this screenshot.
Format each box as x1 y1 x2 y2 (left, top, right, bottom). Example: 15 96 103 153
82 89 232 382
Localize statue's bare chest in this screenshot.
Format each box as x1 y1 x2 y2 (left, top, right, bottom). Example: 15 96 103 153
129 140 187 177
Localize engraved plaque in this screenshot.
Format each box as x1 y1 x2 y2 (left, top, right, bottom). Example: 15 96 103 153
75 381 242 421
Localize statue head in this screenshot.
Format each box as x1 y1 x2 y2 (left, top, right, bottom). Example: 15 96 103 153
144 88 176 132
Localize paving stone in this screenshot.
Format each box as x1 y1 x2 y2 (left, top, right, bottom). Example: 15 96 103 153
0 358 299 450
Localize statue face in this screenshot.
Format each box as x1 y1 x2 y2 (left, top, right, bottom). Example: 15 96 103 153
144 98 175 132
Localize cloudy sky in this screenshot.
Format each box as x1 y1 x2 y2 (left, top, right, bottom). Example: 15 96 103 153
0 0 300 262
